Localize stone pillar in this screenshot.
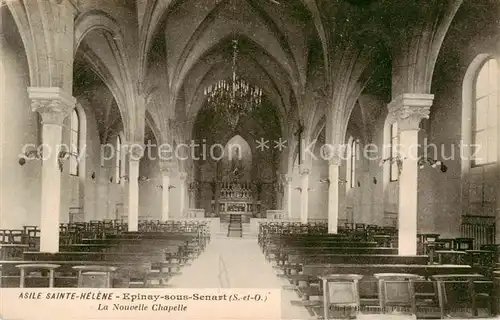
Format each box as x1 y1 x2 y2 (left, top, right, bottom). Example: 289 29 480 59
328 157 341 234
28 87 76 253
127 144 143 231
299 168 310 223
97 165 110 220
360 170 373 224
188 181 197 210
388 93 433 255
214 181 221 216
159 162 172 221
285 174 293 219
179 172 187 217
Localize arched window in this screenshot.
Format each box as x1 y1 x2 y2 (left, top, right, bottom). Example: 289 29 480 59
350 139 357 188
389 122 399 181
69 109 80 176
115 135 122 184
472 58 498 166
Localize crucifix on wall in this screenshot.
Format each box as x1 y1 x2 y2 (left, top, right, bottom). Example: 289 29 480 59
294 121 304 165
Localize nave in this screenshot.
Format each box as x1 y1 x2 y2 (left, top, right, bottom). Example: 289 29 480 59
2 0 500 319
2 219 500 319
168 236 312 319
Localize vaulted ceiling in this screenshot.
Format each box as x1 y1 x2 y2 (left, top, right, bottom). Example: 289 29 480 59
69 0 469 146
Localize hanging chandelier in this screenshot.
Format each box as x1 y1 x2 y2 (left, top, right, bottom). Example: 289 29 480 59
204 39 263 129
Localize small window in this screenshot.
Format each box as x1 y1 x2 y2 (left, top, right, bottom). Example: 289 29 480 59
69 109 79 176
115 135 122 184
390 122 399 181
350 140 357 188
472 58 498 166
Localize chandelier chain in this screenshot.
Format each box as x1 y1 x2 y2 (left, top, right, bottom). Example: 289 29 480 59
203 37 263 129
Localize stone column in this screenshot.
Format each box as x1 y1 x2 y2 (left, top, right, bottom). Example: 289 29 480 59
360 170 373 224
285 174 293 219
28 87 76 253
188 181 197 210
388 93 433 255
127 144 143 231
96 165 110 220
159 162 172 221
328 157 341 234
179 172 187 217
214 181 221 216
299 168 310 224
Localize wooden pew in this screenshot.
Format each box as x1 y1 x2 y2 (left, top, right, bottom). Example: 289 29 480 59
23 251 174 264
281 255 430 276
288 264 475 316
273 247 399 266
300 264 473 279
289 254 427 265
267 242 380 263
78 238 197 262
0 260 154 288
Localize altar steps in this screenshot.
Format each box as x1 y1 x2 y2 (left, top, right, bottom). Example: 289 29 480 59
227 214 243 237
217 223 254 238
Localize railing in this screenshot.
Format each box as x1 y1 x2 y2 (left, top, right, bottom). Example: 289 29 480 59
266 210 287 219
460 215 495 249
186 208 205 218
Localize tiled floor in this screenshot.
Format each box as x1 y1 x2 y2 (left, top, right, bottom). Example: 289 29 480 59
168 236 313 319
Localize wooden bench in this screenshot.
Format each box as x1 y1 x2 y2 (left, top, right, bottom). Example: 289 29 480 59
16 263 60 287
281 255 430 275
286 264 475 317
23 251 179 264
73 265 117 288
0 260 157 288
268 243 383 264
432 274 493 318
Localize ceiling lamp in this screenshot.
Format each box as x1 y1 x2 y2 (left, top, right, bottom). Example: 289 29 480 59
204 39 263 129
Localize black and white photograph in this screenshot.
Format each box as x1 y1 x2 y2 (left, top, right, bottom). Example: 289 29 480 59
1 0 500 319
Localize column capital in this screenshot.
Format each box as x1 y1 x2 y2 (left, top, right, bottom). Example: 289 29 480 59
299 166 310 176
179 172 188 181
28 87 76 125
328 155 342 166
388 93 433 130
125 142 144 161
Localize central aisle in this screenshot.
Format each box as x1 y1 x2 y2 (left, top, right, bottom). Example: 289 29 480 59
168 237 312 319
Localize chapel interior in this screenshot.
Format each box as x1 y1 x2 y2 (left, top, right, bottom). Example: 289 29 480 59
1 0 500 319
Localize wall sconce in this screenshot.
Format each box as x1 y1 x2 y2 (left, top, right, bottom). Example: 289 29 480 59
379 156 404 174
18 149 78 172
57 150 79 172
121 175 149 182
158 185 176 190
319 178 347 185
418 157 447 172
18 149 41 166
294 187 313 192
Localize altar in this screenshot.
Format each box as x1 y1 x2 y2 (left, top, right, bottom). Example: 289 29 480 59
218 182 255 223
